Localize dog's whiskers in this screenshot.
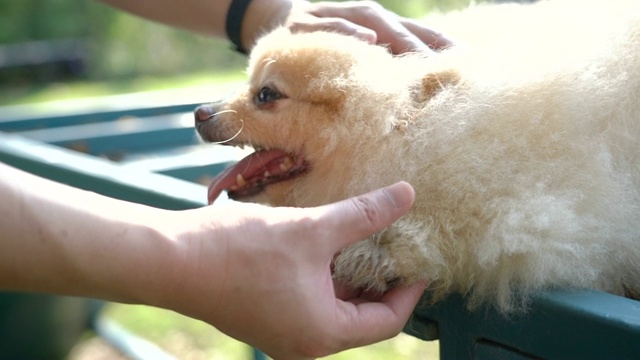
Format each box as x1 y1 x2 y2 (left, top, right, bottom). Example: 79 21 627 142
209 118 245 145
207 109 237 120
205 109 244 145
262 58 276 67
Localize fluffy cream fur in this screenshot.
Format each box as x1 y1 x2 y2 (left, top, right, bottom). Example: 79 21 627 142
198 0 640 311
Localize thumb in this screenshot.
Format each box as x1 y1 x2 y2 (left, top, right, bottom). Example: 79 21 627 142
317 181 415 255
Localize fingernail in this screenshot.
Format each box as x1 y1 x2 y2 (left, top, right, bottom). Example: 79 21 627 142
382 182 415 209
355 29 377 44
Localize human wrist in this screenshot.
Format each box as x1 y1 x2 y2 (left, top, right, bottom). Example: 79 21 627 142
120 210 200 308
238 0 302 52
34 195 187 307
111 214 185 305
54 204 185 306
136 208 231 317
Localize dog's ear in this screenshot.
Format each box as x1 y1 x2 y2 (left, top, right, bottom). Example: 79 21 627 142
304 76 348 113
312 91 347 114
414 69 461 103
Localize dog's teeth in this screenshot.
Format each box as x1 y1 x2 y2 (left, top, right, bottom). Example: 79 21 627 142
264 171 271 177
280 156 294 172
236 174 247 187
239 144 245 150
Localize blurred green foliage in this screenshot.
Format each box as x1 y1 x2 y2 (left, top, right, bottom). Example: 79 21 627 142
0 0 88 42
0 0 246 82
377 0 475 16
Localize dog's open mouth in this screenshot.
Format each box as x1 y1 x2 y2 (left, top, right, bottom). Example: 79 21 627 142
208 148 308 204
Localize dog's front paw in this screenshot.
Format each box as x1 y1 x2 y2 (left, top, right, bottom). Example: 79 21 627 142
332 235 404 292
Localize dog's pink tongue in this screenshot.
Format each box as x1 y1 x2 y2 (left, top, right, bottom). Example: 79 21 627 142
208 149 289 204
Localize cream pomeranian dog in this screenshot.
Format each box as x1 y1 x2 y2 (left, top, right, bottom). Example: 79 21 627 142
196 0 640 311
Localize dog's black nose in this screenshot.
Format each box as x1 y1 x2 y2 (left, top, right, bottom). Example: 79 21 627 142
194 105 214 124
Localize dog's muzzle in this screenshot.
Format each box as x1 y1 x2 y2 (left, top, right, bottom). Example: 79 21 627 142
194 104 216 125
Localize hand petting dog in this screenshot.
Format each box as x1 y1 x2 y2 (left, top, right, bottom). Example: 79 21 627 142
100 0 452 55
284 1 454 54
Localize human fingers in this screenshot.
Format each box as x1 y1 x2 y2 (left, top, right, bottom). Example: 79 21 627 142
334 281 362 300
288 15 378 44
314 181 415 256
300 1 435 54
336 281 428 349
401 18 455 51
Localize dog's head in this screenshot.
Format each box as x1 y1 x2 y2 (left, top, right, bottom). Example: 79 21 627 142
196 28 452 206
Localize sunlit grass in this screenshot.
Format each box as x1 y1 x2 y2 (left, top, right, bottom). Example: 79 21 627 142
95 303 439 360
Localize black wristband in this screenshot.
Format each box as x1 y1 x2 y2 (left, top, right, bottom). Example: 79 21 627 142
226 0 254 54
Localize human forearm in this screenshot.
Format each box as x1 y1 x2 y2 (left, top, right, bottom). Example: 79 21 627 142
97 0 297 51
0 161 425 358
95 0 452 56
0 163 184 303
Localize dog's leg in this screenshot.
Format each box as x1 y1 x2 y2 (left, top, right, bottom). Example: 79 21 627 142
332 218 433 292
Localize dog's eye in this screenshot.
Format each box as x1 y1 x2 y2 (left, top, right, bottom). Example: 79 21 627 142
256 86 281 105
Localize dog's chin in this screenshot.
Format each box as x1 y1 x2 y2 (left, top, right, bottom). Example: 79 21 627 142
210 176 302 206
228 181 294 206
